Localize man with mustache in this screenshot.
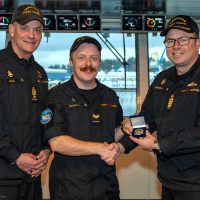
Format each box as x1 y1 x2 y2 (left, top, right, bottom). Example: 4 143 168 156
41 36 133 200
80 65 97 72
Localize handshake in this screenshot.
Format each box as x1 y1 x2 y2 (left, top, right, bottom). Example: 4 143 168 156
99 116 146 166
99 142 124 166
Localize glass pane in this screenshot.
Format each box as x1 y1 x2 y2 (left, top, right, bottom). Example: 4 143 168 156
0 31 6 50
34 33 136 116
116 89 136 116
148 33 172 85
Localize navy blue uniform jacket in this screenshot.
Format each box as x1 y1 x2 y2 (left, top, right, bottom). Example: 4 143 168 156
42 77 134 200
0 42 48 185
141 56 200 191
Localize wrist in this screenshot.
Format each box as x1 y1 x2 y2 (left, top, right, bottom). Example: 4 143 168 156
121 119 130 131
11 154 21 165
11 159 17 165
152 139 162 156
117 142 125 154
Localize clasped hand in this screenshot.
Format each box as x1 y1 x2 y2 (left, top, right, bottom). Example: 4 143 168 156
15 149 51 177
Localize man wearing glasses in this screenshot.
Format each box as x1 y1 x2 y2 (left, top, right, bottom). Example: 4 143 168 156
122 15 200 200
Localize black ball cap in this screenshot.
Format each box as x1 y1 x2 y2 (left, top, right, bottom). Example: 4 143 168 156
11 4 44 27
70 36 102 56
160 15 199 37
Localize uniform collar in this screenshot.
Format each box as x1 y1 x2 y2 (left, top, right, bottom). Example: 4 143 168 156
164 55 200 82
69 76 103 102
179 56 200 78
6 41 35 66
69 75 102 91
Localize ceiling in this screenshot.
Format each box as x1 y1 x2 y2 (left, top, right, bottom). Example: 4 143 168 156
0 0 200 30
0 0 166 14
0 0 200 16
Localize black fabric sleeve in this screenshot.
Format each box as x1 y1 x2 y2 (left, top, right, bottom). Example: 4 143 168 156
42 100 66 143
140 83 157 133
0 104 21 163
115 99 123 126
119 134 137 154
120 81 158 154
160 126 200 157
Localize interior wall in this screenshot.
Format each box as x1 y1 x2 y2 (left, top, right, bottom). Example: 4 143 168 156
117 148 161 199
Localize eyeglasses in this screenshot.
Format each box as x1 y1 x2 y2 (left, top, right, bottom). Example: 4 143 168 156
163 36 198 48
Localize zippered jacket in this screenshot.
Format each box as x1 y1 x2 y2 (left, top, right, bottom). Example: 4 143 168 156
141 56 200 191
0 42 48 185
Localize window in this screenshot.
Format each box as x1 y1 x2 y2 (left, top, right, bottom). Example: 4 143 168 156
34 32 136 116
0 31 6 49
148 33 172 85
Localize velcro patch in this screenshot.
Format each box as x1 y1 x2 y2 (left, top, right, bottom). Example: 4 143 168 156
40 108 53 124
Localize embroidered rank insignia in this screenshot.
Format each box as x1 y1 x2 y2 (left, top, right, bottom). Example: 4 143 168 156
7 70 14 78
167 94 174 111
40 108 53 124
161 79 166 85
187 82 197 87
92 112 101 123
37 70 43 79
32 86 38 102
93 114 100 119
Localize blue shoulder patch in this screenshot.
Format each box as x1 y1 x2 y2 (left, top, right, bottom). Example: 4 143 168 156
40 108 53 124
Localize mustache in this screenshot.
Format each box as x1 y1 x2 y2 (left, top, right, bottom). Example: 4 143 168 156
80 66 97 72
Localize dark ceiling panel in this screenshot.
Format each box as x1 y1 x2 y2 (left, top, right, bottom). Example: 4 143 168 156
35 0 101 11
121 0 166 13
0 0 101 12
0 0 14 11
1 0 200 20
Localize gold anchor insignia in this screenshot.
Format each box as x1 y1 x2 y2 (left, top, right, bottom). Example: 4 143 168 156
167 94 174 111
7 70 14 78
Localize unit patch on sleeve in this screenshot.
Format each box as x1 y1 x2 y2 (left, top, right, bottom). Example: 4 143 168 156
40 108 53 124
